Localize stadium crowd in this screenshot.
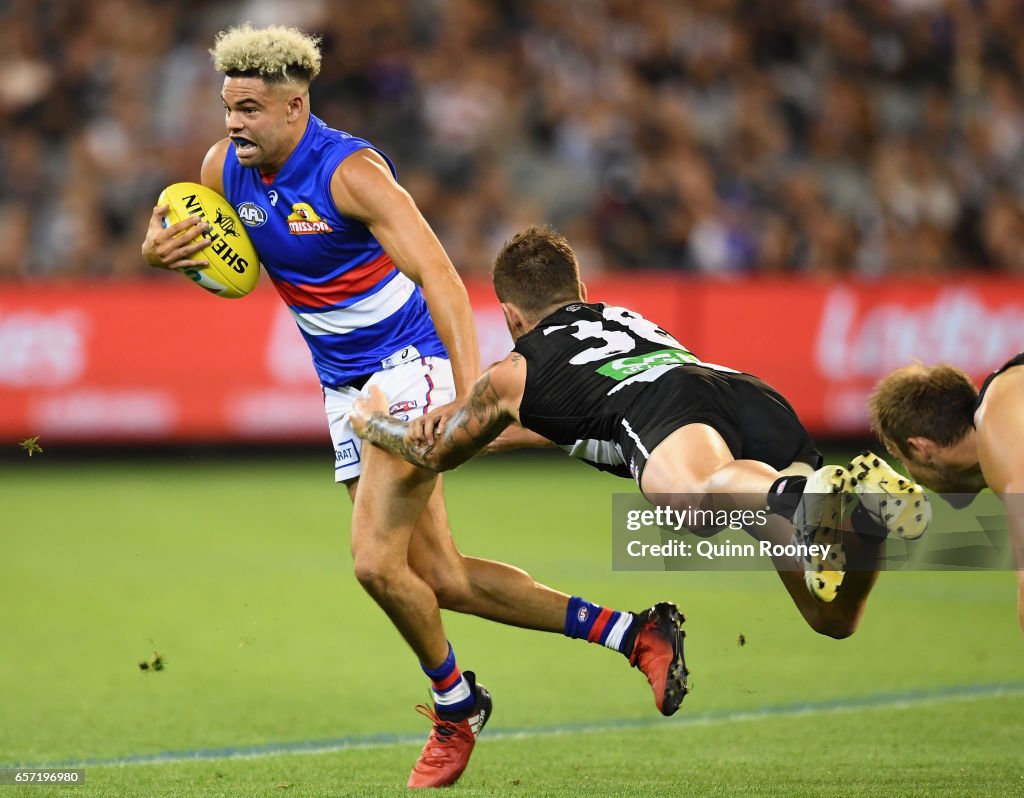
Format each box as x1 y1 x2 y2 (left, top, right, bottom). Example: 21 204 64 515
3 0 1024 279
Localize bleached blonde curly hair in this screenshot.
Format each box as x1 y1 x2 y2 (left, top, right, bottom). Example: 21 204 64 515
210 23 322 84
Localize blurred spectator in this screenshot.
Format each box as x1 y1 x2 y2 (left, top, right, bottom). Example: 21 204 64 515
3 0 1024 278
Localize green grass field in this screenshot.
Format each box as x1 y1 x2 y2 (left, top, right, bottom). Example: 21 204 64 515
2 452 1022 797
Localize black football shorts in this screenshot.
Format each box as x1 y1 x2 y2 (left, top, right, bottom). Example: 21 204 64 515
619 365 822 483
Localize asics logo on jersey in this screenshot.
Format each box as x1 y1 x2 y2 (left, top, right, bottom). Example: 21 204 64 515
381 346 420 370
236 202 268 227
287 202 333 235
267 190 278 206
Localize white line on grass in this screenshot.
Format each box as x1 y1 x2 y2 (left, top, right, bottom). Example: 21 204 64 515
14 682 1024 770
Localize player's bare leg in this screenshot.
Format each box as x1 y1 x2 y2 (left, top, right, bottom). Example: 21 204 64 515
641 423 788 514
640 423 881 636
643 424 901 635
405 477 569 631
753 515 882 638
404 473 687 715
348 444 490 788
348 445 452 665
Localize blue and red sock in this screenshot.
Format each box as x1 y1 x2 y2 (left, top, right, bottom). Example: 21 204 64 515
422 642 474 717
564 596 637 656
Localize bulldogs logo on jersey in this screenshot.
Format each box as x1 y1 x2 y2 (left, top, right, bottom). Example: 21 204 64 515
287 203 333 235
389 400 419 417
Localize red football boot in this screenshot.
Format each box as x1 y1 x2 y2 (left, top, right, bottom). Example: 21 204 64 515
407 671 492 788
629 602 689 716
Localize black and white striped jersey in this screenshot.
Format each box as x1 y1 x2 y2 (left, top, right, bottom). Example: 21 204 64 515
512 302 703 478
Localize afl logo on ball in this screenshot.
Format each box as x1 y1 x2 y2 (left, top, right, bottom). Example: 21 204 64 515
236 202 268 227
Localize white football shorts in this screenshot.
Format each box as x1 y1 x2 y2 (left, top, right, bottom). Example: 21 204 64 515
324 356 455 483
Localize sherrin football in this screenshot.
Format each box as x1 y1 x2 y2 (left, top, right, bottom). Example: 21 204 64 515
158 182 260 299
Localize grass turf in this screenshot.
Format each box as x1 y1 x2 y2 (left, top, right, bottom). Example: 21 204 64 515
1 452 1022 796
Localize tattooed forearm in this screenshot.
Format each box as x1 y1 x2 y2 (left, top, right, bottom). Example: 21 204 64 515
362 412 438 470
456 372 513 450
361 372 513 472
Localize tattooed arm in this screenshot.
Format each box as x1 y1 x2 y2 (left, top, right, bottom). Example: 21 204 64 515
351 354 528 472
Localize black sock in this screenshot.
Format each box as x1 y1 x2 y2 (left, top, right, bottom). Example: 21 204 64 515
767 475 807 521
850 502 888 541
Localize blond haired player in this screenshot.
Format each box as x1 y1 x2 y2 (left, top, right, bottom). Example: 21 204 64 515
869 357 1024 635
141 25 688 788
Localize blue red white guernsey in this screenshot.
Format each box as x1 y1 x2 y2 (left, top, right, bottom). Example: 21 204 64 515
221 115 447 388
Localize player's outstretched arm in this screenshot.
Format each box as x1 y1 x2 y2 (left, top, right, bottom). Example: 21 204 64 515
352 356 524 472
485 424 555 454
975 368 1024 635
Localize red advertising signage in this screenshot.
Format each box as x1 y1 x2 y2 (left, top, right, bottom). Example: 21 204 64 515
0 275 1021 444
692 277 1024 434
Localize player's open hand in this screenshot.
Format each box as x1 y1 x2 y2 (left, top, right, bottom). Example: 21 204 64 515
351 385 390 437
141 204 212 270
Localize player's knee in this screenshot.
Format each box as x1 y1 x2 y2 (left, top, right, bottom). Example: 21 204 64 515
664 492 721 537
352 552 398 597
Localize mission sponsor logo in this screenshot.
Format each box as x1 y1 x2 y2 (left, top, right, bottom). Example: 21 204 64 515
236 202 268 227
287 202 333 235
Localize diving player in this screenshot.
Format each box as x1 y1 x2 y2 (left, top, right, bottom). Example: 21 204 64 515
351 225 932 636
